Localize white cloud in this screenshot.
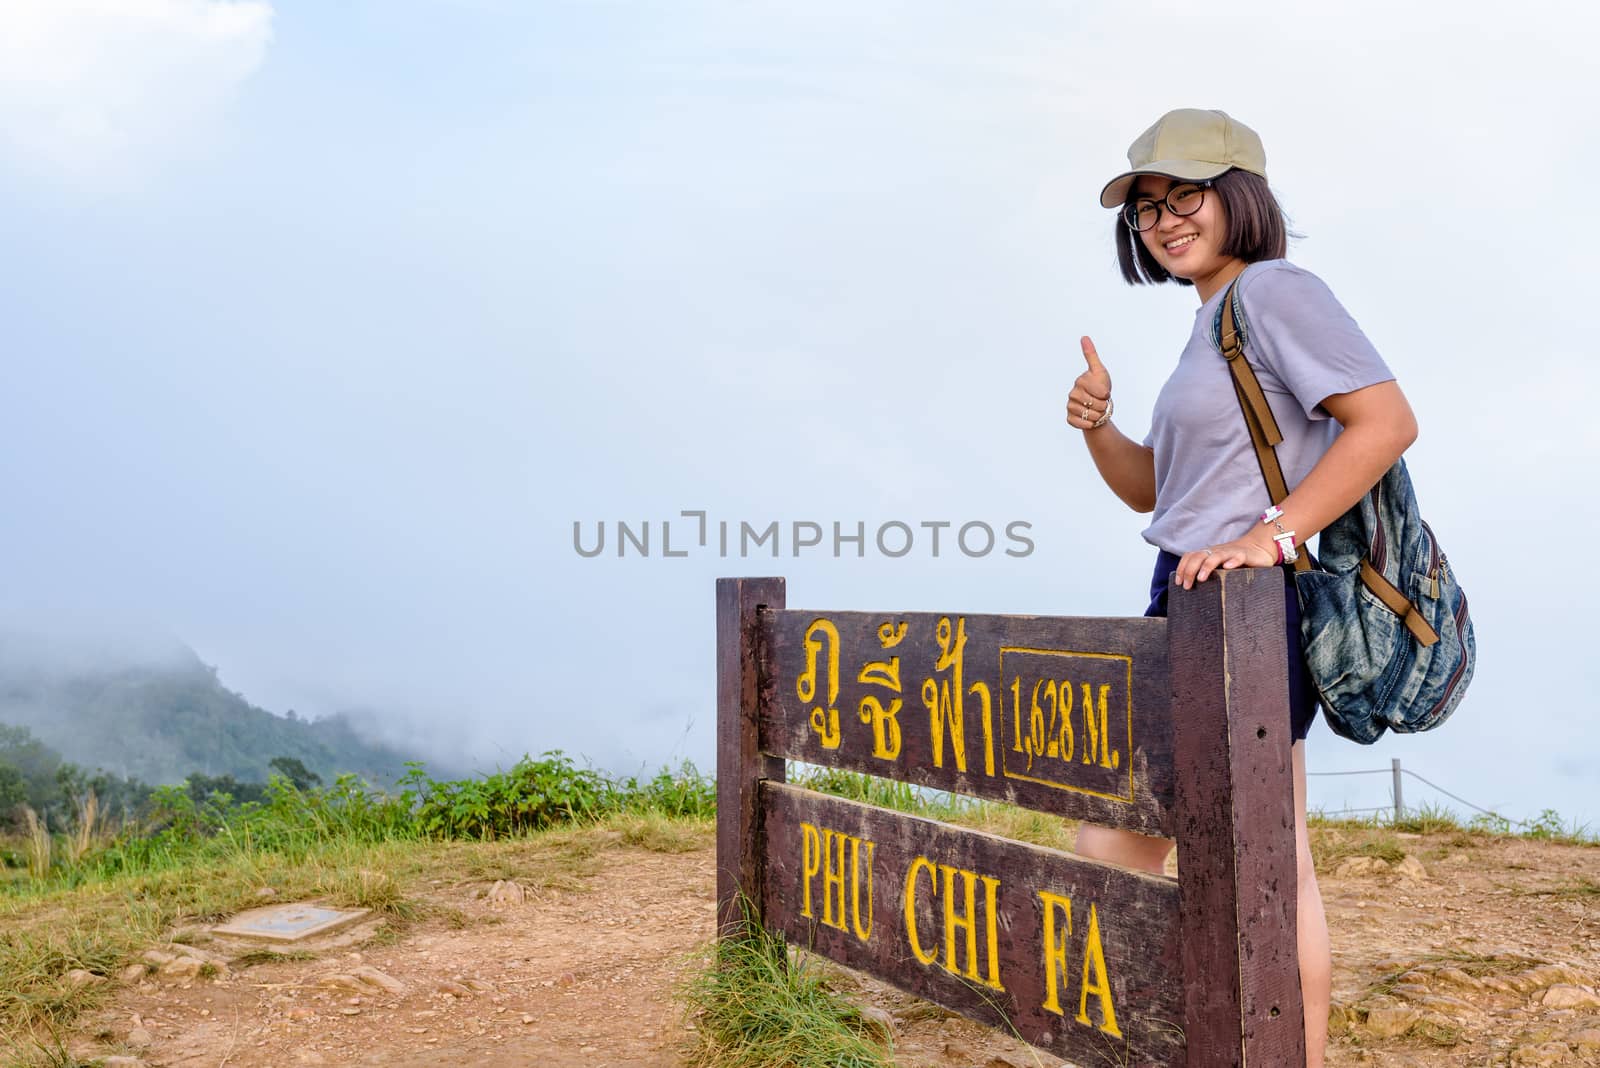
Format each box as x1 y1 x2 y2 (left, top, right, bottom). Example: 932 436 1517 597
0 0 273 180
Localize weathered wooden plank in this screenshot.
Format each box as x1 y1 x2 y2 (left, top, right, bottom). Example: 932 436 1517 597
1169 568 1305 1066
715 577 786 934
763 609 1174 837
762 783 1184 1067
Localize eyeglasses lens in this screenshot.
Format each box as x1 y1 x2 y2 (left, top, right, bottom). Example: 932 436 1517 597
1123 184 1206 232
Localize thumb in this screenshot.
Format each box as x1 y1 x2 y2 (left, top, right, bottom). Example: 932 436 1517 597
1080 336 1107 375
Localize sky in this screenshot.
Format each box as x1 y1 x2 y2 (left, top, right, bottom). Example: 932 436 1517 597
1 0 1596 830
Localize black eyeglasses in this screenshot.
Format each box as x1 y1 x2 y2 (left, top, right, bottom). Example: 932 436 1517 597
1122 181 1212 233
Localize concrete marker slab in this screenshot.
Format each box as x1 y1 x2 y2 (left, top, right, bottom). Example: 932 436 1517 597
212 904 372 943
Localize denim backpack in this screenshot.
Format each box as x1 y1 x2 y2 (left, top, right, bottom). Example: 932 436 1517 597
1212 279 1476 744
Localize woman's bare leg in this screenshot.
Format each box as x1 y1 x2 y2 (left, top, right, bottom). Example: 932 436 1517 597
1294 739 1331 1066
1073 823 1172 875
1076 740 1330 1064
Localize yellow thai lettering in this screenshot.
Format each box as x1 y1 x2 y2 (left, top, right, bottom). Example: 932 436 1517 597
855 620 907 761
857 657 901 691
800 822 821 919
798 618 842 749
1038 890 1072 1016
971 680 995 776
921 616 969 772
904 856 938 965
857 696 903 760
1075 903 1122 1038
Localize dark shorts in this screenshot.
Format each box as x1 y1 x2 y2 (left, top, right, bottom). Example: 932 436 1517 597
1145 550 1318 742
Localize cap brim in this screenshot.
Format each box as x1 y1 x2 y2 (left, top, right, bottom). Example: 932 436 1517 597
1098 160 1232 208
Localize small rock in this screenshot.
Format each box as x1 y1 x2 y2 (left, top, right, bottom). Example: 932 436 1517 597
556 971 576 987
351 965 407 996
985 1052 1032 1068
435 980 472 998
119 964 149 983
1362 1005 1420 1038
159 958 204 980
943 1039 977 1062
340 1007 362 1016
1394 855 1429 881
317 974 368 994
1540 984 1600 1010
1415 993 1478 1015
487 880 526 907
254 887 277 899
1433 966 1485 991
1510 1042 1572 1066
63 968 102 988
1511 964 1588 994
1334 856 1391 878
1571 1029 1600 1052
141 950 176 967
126 1027 154 1047
520 1014 534 1025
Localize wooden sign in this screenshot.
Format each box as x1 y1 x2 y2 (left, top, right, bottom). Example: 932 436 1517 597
715 572 1306 1067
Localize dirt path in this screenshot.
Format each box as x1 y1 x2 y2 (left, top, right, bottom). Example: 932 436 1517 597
69 827 1600 1067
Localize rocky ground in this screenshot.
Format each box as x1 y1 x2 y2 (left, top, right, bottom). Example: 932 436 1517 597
56 825 1600 1067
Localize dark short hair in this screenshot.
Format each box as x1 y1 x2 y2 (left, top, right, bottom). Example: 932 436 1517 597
1114 168 1289 287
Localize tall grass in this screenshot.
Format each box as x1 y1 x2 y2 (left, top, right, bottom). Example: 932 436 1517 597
20 808 51 881
64 791 100 867
680 914 890 1068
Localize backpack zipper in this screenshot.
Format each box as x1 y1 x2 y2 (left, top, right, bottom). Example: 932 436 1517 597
1420 520 1443 598
1424 592 1472 726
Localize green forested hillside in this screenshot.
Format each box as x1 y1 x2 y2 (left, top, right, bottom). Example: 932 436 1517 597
0 635 424 789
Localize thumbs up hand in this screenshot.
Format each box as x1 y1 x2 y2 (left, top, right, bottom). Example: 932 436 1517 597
1067 336 1113 431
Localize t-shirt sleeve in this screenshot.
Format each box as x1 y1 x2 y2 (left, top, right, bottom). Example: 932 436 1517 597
1240 265 1394 420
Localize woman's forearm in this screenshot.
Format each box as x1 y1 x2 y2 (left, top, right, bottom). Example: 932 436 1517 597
1242 383 1418 555
1084 421 1157 513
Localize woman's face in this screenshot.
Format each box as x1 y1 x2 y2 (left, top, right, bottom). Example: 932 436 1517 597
1130 174 1239 287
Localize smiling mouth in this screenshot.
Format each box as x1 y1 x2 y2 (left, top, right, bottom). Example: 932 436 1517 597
1164 234 1199 251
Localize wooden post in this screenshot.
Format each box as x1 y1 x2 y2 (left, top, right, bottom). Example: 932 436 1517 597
1169 568 1305 1066
1392 758 1404 822
715 576 786 935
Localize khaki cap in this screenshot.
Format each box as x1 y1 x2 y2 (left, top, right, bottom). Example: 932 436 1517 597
1099 108 1267 208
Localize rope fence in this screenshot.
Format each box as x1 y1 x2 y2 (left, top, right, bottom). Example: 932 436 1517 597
1308 758 1533 828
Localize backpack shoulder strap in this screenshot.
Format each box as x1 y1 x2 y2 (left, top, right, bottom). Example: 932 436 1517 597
1214 278 1311 573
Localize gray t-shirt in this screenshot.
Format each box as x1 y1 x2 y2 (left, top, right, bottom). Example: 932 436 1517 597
1141 260 1394 555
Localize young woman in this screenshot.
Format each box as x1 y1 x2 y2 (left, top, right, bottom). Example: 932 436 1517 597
1065 109 1418 1066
